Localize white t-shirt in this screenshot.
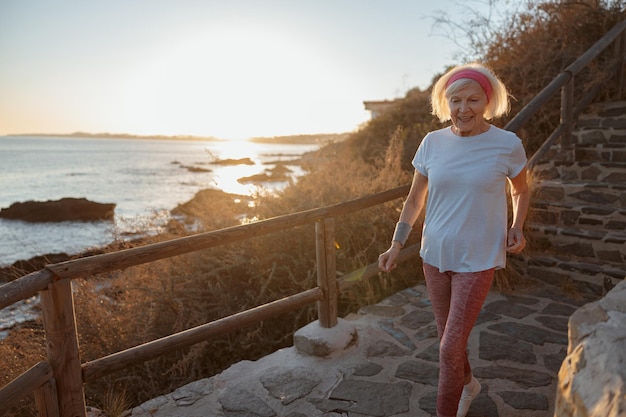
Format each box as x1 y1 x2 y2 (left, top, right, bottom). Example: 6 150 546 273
412 125 527 272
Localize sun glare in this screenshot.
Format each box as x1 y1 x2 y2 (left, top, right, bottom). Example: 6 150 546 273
121 22 334 139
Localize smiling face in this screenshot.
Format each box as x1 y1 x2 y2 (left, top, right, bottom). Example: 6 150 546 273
447 80 490 137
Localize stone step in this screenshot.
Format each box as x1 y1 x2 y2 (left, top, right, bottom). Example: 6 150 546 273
525 222 626 264
576 101 626 129
509 254 626 299
530 199 626 232
572 143 626 163
519 102 626 301
532 160 626 183
532 138 626 164
571 123 626 146
532 179 626 209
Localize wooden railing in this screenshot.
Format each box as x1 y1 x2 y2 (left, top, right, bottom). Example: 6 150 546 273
508 20 626 168
1 19 625 417
0 185 421 416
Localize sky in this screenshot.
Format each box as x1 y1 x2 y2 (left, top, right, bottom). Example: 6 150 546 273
0 0 516 140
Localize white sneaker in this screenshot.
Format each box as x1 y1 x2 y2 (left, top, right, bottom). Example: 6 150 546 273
456 376 481 417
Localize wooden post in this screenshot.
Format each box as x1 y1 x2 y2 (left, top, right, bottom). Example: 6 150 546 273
40 279 86 417
560 77 574 148
34 379 60 417
315 218 338 328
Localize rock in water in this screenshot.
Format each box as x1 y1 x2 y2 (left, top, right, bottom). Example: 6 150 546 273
0 198 115 222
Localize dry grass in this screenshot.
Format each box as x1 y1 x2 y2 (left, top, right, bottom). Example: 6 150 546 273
101 386 131 417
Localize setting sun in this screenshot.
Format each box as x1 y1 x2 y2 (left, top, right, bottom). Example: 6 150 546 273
0 1 503 139
119 21 347 139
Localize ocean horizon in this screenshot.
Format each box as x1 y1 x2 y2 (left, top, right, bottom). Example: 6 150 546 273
0 135 320 267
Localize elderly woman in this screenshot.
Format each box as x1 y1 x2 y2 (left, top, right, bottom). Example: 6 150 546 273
378 62 530 417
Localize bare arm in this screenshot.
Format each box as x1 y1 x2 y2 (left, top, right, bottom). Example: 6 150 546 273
378 170 428 272
398 171 429 226
506 167 530 254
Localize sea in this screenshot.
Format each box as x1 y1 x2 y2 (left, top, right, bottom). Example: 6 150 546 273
0 135 320 268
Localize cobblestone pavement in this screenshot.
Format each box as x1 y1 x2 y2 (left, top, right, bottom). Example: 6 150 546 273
125 282 589 417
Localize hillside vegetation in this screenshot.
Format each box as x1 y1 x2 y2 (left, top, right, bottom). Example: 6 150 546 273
2 1 625 415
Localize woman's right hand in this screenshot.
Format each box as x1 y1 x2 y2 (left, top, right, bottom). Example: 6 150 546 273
378 242 402 272
378 171 427 273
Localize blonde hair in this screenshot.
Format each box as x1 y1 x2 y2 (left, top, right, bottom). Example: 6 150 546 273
431 63 510 122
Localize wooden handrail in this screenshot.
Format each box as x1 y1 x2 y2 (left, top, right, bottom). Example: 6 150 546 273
505 72 572 133
566 20 626 74
505 20 626 135
0 268 55 311
82 287 324 381
505 19 626 169
45 185 409 282
0 184 409 311
527 57 623 167
0 362 53 409
0 184 410 415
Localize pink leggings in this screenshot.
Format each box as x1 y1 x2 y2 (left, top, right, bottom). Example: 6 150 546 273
423 263 494 417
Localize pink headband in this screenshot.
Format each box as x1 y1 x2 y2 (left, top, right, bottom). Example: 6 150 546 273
446 69 492 103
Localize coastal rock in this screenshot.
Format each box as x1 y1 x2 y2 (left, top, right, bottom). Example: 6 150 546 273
170 189 252 230
0 198 115 222
555 279 626 416
0 253 71 283
180 164 211 173
212 157 255 165
237 165 293 184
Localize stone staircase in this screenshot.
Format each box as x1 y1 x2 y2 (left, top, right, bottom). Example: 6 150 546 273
513 101 626 298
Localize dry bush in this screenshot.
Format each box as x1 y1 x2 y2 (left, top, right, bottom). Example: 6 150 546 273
485 0 626 153
0 325 46 416
343 88 440 167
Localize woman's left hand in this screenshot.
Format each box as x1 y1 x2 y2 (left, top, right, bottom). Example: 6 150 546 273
506 227 526 254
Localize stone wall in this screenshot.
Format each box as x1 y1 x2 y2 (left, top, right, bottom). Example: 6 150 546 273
554 279 626 416
519 101 626 296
